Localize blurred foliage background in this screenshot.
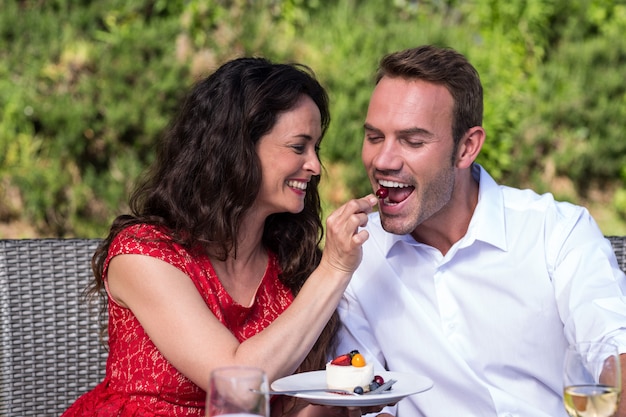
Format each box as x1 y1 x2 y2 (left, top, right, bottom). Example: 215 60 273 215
1 0 625 238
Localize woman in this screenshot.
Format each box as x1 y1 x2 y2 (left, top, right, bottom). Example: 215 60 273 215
62 57 377 416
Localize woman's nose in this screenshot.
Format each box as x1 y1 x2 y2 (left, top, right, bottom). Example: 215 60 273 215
304 150 321 175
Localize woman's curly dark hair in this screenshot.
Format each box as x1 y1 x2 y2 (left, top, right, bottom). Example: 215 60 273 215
88 57 337 373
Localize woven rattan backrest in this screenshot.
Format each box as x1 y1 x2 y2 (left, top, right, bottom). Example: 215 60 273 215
607 236 626 273
0 239 107 417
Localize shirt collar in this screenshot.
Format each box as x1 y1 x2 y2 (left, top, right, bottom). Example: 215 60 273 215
464 164 508 251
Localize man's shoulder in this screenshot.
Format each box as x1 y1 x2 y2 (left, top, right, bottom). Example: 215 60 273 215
499 184 585 217
479 164 585 218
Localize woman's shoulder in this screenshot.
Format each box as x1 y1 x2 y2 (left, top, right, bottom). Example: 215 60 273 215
118 223 169 239
103 223 202 280
109 223 176 257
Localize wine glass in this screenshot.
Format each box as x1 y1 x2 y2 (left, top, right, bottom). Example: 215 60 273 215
563 341 622 417
206 366 270 417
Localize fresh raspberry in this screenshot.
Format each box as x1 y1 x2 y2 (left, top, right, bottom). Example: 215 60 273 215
330 354 352 366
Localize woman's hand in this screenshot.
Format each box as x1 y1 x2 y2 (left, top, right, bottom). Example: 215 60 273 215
320 194 378 276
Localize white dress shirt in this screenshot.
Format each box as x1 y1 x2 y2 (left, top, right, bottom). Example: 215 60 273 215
337 164 626 417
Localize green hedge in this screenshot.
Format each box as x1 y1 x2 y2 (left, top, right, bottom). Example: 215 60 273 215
1 0 625 237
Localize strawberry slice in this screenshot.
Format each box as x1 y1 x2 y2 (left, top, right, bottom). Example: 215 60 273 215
330 354 352 366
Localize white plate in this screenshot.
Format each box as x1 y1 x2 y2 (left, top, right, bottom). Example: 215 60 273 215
271 370 433 406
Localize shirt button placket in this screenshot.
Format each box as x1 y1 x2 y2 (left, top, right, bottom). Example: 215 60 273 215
435 267 459 339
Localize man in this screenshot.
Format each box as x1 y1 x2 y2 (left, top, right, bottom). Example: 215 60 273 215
336 45 626 416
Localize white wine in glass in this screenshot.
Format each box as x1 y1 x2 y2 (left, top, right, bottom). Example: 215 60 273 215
563 342 622 417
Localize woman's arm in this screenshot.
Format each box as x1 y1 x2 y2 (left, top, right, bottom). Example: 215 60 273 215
107 195 378 390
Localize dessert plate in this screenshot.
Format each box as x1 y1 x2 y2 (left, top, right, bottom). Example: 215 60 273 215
271 370 433 406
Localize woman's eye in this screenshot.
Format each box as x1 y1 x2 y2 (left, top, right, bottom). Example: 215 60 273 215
291 145 305 154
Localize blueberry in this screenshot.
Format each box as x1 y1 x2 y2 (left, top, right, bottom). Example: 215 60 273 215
353 386 364 395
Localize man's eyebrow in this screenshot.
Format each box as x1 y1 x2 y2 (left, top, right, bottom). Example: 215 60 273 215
363 123 381 133
364 123 433 137
397 127 433 137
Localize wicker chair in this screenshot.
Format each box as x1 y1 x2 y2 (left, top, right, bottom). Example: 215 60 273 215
0 239 107 417
0 236 625 416
608 236 626 273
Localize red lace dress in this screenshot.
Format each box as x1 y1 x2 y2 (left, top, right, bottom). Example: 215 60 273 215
62 224 293 417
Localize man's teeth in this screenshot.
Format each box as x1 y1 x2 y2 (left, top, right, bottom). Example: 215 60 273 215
287 180 307 190
378 179 410 188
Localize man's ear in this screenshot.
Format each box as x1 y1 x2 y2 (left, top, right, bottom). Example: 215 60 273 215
455 126 485 169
